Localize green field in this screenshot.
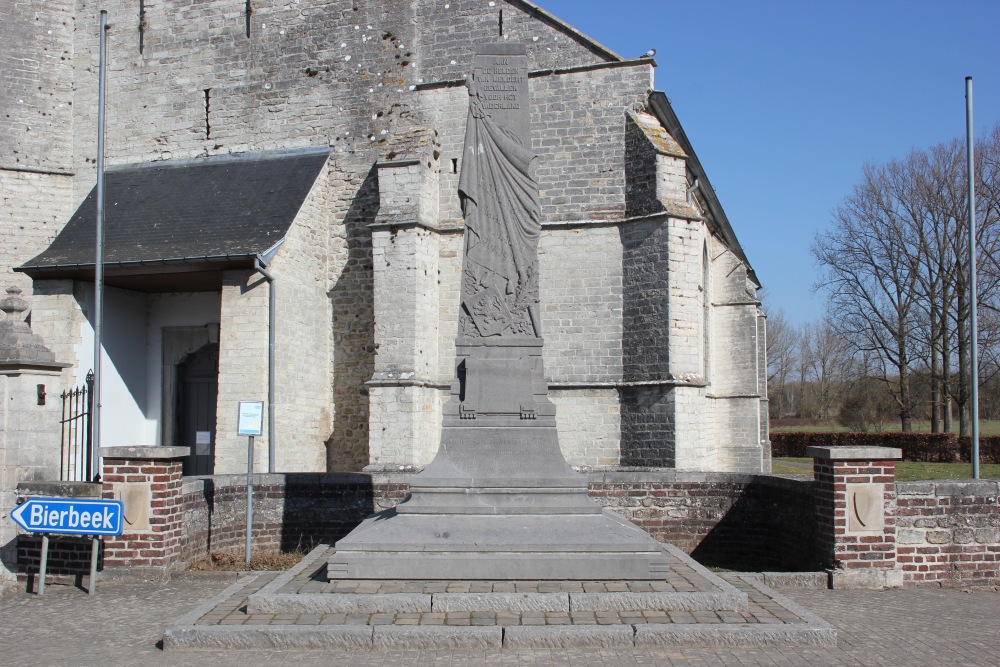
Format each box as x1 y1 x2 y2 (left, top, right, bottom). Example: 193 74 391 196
769 419 1000 436
772 457 1000 481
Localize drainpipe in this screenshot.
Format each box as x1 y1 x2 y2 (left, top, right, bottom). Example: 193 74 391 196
254 257 276 473
686 177 700 204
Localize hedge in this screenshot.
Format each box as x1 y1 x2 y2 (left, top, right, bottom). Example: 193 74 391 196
770 432 1000 463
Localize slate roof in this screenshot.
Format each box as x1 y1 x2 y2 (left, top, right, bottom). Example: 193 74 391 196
19 148 330 277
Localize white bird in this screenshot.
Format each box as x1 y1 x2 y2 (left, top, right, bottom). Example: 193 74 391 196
641 48 656 58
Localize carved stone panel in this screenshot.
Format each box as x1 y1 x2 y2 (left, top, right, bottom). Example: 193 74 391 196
847 483 884 534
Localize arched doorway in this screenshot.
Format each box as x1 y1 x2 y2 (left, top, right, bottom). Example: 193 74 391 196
178 343 219 475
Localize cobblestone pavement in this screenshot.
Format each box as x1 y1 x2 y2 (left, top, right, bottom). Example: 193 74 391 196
0 573 997 666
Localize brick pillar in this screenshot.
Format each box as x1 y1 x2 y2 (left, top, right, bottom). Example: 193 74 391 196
99 446 189 583
808 445 903 589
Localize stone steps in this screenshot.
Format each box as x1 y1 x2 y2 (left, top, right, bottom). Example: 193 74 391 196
162 545 836 650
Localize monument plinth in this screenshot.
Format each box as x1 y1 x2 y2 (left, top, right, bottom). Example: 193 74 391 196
331 44 670 579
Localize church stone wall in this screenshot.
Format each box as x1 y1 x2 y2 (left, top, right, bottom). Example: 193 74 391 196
326 161 377 471
269 160 335 473
539 225 624 383
0 0 74 174
0 0 75 290
530 65 650 223
414 0 613 84
1 1 767 474
216 269 271 474
0 172 73 293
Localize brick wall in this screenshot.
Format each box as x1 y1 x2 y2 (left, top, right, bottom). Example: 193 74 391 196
100 454 186 571
896 480 1000 586
814 459 898 569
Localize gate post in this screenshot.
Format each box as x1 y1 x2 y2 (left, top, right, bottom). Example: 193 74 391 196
99 446 189 583
809 445 903 589
0 286 70 592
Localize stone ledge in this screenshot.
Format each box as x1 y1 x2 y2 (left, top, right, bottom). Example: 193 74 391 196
829 567 903 590
16 481 101 498
806 446 902 461
758 572 829 589
99 446 190 460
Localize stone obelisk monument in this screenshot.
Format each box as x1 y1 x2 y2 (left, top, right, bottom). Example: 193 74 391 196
330 44 670 580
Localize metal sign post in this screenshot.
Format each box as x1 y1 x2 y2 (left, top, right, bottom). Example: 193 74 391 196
237 401 264 566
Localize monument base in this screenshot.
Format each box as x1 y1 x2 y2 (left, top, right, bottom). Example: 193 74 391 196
329 510 671 580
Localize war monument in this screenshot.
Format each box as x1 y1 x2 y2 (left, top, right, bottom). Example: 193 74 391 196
329 44 671 580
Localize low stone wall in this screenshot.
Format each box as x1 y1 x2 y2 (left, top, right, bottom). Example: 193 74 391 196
588 472 816 571
896 480 1000 586
16 468 999 588
178 473 411 564
175 471 818 572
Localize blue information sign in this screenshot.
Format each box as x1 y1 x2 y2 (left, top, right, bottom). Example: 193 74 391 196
10 497 124 536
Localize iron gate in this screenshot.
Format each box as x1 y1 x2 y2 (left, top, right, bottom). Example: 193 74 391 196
60 370 95 481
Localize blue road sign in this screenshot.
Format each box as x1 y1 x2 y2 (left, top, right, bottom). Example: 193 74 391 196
10 497 124 536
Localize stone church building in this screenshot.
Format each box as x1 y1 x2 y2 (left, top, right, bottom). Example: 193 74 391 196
1 0 769 477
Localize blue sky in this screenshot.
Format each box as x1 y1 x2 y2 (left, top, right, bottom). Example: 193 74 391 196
538 0 1000 326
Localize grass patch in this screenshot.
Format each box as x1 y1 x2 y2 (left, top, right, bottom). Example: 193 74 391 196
773 457 1000 481
188 549 305 572
770 420 1000 435
771 459 813 475
770 424 851 434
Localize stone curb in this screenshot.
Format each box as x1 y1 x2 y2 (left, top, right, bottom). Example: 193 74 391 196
170 573 264 628
570 591 746 612
246 544 330 614
163 625 374 650
736 575 837 630
372 625 502 649
251 592 432 614
634 624 837 647
433 592 568 612
503 624 635 648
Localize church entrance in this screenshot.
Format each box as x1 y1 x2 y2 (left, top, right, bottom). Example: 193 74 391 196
178 343 219 475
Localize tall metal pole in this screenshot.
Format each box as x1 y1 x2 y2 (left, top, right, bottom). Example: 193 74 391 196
92 10 108 482
965 76 980 480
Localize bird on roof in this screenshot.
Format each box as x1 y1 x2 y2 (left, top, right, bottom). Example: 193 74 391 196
641 48 656 58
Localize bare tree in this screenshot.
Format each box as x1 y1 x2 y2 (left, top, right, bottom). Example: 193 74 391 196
799 319 855 420
813 124 1000 433
763 306 799 419
813 163 923 431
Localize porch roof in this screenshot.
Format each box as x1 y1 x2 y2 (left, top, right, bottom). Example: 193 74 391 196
17 147 330 291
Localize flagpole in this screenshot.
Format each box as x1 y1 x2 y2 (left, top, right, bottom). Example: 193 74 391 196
92 10 108 482
965 76 979 480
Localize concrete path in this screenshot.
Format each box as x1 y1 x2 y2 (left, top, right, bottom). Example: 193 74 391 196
0 573 997 666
